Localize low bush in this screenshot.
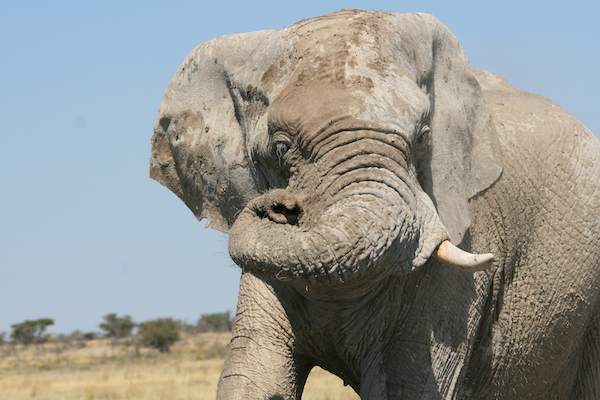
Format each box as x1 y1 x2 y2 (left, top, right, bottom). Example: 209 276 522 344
197 312 233 332
138 318 180 353
99 313 134 338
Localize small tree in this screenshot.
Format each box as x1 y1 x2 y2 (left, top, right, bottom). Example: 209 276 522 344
10 318 54 344
98 313 134 338
83 332 98 340
70 330 98 341
197 312 233 332
138 318 180 353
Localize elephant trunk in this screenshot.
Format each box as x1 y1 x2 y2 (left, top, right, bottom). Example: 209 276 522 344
229 153 447 282
228 130 493 282
228 191 413 283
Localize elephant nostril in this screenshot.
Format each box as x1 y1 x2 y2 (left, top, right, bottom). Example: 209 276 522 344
263 190 303 225
268 202 302 225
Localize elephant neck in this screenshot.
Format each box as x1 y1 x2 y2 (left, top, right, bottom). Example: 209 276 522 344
290 260 488 398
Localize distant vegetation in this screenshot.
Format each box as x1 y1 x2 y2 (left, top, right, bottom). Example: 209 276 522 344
196 311 233 332
10 318 54 344
2 311 234 352
98 313 135 338
138 317 180 353
0 311 358 399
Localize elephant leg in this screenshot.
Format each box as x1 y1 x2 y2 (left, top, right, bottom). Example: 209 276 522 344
217 272 311 400
569 309 600 400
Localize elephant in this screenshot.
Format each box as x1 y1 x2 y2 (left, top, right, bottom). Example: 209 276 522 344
150 9 600 399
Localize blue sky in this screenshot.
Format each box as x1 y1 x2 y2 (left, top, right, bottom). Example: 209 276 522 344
1 0 598 335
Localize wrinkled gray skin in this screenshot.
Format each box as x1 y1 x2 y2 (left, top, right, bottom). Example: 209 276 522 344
150 10 600 399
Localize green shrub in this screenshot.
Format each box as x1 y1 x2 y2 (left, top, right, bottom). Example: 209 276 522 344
138 318 180 353
10 318 54 344
69 330 98 341
82 332 98 340
99 313 134 338
197 312 233 332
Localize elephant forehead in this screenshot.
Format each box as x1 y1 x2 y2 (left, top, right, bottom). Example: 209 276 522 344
266 12 430 136
269 83 364 134
280 12 392 87
269 79 428 140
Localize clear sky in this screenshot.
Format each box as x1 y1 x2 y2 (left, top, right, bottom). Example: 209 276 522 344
1 0 598 336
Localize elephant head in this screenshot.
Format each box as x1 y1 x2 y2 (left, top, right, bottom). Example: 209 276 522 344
150 10 502 285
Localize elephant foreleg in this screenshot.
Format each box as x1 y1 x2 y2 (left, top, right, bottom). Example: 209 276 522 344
217 272 310 400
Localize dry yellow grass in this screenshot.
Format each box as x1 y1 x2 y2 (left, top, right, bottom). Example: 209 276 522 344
0 333 359 399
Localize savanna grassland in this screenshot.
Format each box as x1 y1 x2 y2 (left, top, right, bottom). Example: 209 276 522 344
0 332 359 400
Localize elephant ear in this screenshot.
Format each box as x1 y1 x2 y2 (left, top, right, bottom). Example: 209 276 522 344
411 13 503 244
150 30 288 233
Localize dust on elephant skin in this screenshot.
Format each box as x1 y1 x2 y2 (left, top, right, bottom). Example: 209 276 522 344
151 9 600 399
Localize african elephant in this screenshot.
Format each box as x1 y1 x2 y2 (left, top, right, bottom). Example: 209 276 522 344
150 10 600 399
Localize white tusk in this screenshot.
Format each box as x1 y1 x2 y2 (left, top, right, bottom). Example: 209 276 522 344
432 240 494 272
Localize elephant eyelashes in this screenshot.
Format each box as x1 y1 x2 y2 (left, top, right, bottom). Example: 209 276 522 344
412 123 431 155
417 122 430 142
275 142 290 165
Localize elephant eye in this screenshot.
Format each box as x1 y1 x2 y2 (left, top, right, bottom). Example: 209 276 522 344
416 123 430 145
275 142 290 164
272 131 292 165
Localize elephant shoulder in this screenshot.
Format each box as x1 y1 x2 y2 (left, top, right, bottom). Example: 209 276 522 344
473 69 517 94
474 69 598 155
475 69 600 224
